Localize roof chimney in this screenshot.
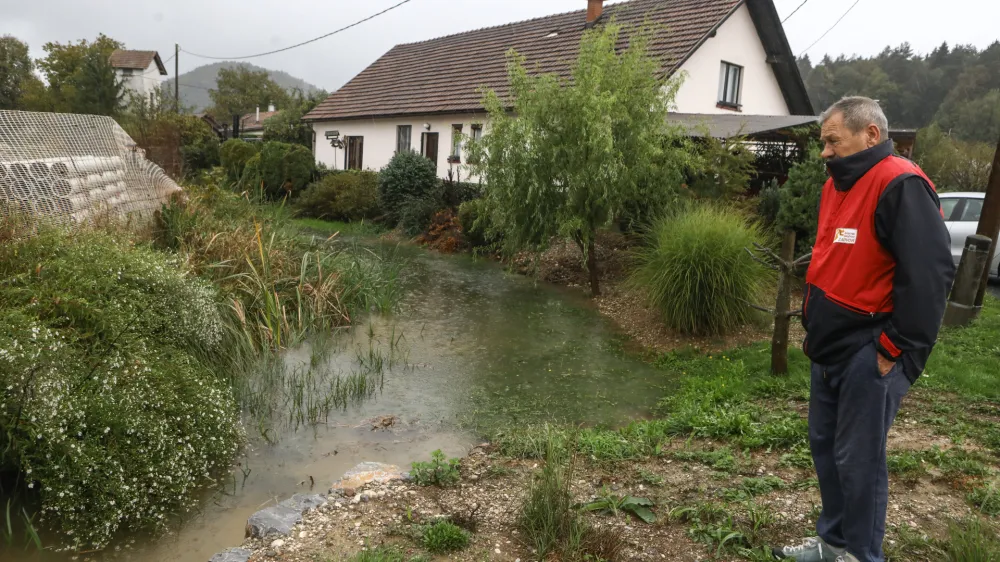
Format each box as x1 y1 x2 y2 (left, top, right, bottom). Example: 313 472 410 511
256 106 260 122
586 0 604 25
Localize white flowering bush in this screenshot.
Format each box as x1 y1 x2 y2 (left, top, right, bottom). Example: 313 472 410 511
0 229 244 550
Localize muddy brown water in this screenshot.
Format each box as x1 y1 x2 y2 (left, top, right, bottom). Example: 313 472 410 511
4 243 672 562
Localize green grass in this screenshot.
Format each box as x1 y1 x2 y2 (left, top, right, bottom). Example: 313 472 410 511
924 297 1000 400
348 546 429 562
721 476 786 502
672 447 740 473
422 521 469 554
292 217 387 237
968 483 1000 517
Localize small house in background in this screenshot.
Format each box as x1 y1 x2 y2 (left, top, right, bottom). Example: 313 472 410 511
304 0 813 177
109 50 168 106
239 105 281 139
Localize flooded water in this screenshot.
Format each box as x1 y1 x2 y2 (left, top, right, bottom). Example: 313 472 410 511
5 243 672 562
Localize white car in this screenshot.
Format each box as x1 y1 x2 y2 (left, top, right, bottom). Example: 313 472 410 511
938 192 1000 276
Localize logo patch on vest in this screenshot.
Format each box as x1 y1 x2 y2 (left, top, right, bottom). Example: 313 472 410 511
834 228 858 244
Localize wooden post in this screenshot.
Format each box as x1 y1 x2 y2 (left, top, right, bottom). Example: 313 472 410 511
771 230 796 375
174 44 180 114
945 234 993 326
973 134 1000 309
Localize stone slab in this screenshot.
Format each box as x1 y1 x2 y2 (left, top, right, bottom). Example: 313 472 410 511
279 493 328 514
329 461 407 493
245 504 302 538
208 547 252 562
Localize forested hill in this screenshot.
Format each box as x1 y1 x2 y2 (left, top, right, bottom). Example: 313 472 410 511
798 41 1000 143
164 62 321 113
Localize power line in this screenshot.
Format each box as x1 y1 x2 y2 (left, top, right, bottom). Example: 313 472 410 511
798 0 863 57
181 0 414 61
782 0 810 23
160 52 176 65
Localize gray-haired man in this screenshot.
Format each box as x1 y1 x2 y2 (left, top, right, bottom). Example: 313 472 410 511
773 97 955 562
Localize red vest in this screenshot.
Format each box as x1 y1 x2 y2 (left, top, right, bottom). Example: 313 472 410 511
806 155 937 315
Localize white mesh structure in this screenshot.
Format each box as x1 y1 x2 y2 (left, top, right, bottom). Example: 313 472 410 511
0 110 182 224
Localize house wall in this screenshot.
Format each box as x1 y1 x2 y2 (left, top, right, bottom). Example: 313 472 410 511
312 113 488 179
311 4 792 174
672 4 790 116
118 61 163 105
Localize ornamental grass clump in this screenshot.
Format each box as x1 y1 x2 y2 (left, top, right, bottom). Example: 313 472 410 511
630 205 774 336
0 227 244 551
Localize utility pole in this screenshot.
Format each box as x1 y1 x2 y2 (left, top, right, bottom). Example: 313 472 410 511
972 133 1000 310
174 44 180 114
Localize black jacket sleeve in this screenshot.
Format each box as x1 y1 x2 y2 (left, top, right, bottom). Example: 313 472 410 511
874 175 956 378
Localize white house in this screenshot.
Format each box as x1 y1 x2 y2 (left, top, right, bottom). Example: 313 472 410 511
109 50 168 106
304 0 813 177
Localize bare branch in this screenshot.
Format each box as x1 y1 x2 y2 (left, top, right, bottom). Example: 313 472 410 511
745 247 781 271
792 253 813 268
752 242 793 270
741 298 776 315
784 310 803 318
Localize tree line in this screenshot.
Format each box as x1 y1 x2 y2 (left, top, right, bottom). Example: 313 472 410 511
799 41 1000 191
0 34 325 143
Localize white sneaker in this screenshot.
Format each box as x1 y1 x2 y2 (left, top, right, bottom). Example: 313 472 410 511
835 554 860 562
773 537 846 561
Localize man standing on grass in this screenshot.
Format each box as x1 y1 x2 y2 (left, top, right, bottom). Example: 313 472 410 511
773 97 955 562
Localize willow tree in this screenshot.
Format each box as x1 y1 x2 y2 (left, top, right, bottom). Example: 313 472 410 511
466 22 687 296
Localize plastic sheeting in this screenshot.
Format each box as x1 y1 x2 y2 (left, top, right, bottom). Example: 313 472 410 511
0 110 182 224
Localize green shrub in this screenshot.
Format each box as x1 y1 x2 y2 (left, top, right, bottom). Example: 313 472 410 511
0 227 243 550
378 151 439 225
629 205 774 336
249 141 315 200
177 116 221 175
399 193 444 237
411 450 461 487
457 198 492 247
777 146 826 255
441 177 480 208
295 171 380 221
220 139 259 183
422 521 470 553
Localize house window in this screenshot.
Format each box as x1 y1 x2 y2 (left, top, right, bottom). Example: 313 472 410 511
396 125 411 153
471 124 483 143
345 136 364 170
449 124 464 163
718 62 743 109
121 69 134 77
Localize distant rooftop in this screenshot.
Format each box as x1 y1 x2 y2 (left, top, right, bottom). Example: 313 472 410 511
109 50 167 75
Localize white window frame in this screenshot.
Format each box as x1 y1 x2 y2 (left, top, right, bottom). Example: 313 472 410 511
396 125 412 153
718 61 743 109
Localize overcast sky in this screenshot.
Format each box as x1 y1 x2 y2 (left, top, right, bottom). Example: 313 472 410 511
1 0 997 93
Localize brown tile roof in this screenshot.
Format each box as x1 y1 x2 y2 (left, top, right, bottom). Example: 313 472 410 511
240 111 281 132
305 0 744 121
109 50 168 75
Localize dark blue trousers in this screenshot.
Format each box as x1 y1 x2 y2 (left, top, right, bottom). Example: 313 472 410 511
809 342 910 562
